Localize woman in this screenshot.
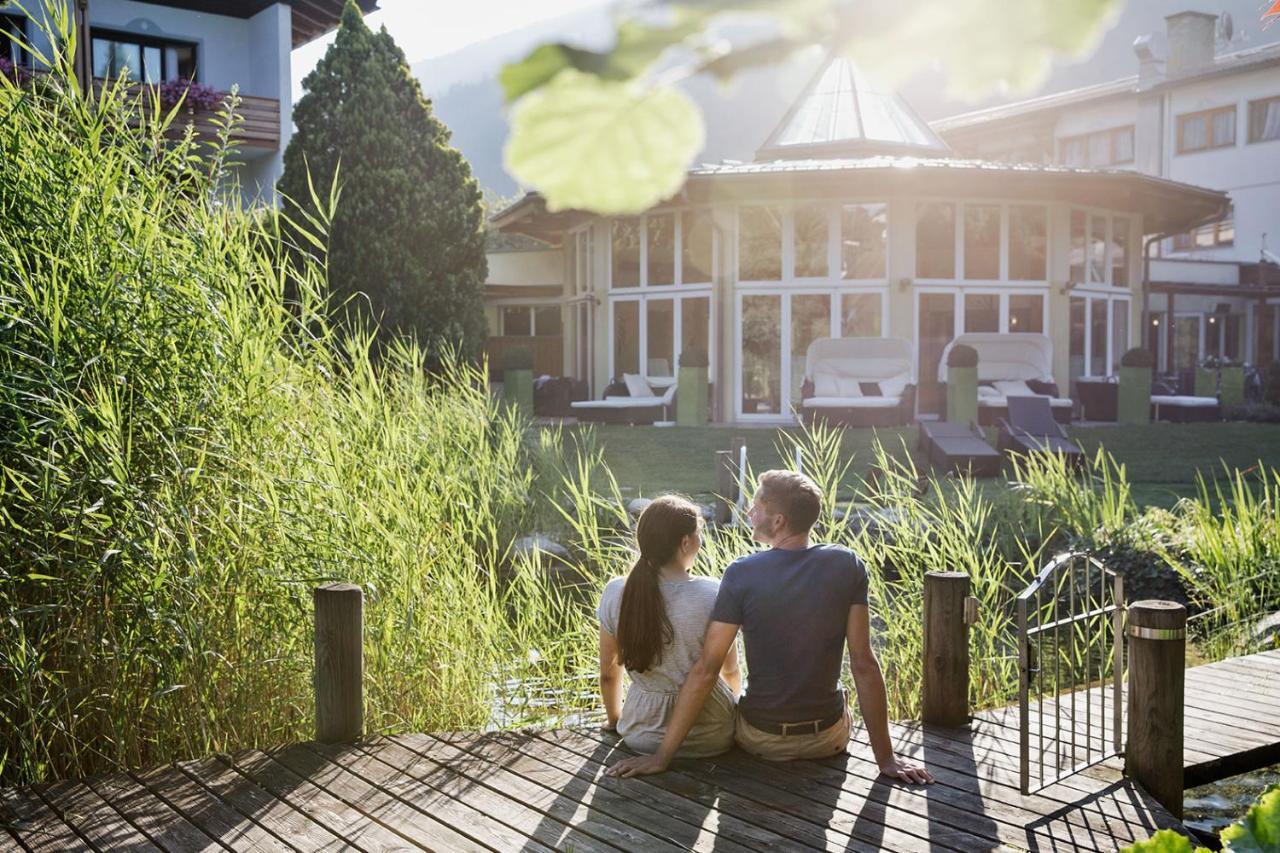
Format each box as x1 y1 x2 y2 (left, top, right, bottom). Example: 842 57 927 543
597 495 739 757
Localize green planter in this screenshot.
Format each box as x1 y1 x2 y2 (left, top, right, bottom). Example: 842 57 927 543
1219 365 1245 406
676 366 708 426
946 366 978 426
1194 367 1217 398
1118 365 1152 424
503 367 533 415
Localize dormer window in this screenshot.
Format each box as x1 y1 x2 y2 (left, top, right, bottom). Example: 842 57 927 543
91 28 196 84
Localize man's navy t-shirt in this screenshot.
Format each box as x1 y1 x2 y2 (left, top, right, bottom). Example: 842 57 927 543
710 544 869 726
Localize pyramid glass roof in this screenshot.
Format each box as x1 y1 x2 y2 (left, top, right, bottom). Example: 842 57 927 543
757 57 950 160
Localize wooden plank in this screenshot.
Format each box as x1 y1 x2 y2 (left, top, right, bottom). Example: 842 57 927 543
550 727 1009 853
37 779 162 852
266 743 485 853
416 732 688 853
131 764 291 852
176 754 347 853
302 739 556 853
82 770 221 852
571 725 1146 852
0 787 90 852
351 737 612 853
222 748 423 851
519 730 816 853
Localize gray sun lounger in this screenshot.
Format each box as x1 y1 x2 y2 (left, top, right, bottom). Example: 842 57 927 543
919 421 1002 477
997 395 1084 465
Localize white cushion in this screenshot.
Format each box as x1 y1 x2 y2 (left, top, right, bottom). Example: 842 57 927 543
803 396 902 409
979 396 1072 409
1151 395 1218 408
813 366 841 397
623 373 654 399
977 384 1001 399
572 398 661 410
993 379 1036 397
835 377 864 398
879 372 910 398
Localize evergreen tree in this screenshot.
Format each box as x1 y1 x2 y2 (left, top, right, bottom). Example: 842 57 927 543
280 1 487 363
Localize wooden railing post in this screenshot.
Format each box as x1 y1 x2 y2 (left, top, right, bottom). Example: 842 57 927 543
922 572 971 727
314 583 363 743
1125 600 1186 819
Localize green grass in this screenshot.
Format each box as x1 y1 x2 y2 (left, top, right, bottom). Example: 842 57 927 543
573 422 1280 508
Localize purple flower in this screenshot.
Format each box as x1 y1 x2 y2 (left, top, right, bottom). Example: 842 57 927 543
158 79 223 112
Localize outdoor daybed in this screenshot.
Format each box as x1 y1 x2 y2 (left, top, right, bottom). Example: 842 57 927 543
570 374 677 425
918 421 1002 478
997 396 1083 465
799 337 916 427
1149 380 1221 423
938 333 1073 426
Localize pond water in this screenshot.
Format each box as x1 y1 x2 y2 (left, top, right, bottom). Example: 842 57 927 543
1184 763 1280 845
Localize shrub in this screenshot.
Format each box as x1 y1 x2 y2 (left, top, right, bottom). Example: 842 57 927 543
1224 403 1280 423
947 344 979 368
1264 361 1280 406
679 346 709 368
1120 348 1155 369
502 346 533 371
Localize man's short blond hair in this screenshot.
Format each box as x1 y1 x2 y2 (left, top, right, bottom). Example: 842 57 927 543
756 469 822 534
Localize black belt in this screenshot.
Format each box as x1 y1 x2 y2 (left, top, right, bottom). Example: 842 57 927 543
744 706 845 736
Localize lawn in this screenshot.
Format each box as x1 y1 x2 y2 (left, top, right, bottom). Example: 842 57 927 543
564 422 1280 508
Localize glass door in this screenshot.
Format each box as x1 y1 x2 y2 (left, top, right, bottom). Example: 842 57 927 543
790 295 832 407
740 295 783 416
917 292 956 416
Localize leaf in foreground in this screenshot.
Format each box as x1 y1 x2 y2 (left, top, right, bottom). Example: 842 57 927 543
1220 783 1280 852
504 69 704 215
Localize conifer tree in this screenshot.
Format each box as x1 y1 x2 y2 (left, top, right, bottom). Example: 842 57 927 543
280 1 487 362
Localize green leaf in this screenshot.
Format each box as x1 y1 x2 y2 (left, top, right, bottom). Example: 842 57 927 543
504 69 704 215
1221 784 1280 852
499 43 605 102
1118 829 1205 853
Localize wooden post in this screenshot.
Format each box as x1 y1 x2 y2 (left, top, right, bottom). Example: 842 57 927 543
922 572 970 727
1125 600 1186 819
314 583 363 743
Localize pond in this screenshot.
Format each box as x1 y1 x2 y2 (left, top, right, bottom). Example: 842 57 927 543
1184 763 1280 846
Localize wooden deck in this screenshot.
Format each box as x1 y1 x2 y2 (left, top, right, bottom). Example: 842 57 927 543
2 649 1276 852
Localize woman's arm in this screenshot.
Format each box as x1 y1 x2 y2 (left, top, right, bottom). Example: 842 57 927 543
719 635 742 698
599 627 624 729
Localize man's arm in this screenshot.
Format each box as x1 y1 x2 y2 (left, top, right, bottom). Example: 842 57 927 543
606 620 739 777
847 604 934 785
599 627 624 729
720 636 742 698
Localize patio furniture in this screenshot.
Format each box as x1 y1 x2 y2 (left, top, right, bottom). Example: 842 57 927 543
1150 394 1221 423
938 333 1073 425
997 396 1084 465
1074 377 1119 422
799 337 916 427
570 374 678 424
918 421 1002 477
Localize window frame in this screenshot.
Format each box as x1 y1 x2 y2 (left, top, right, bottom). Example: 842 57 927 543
1176 105 1236 154
1247 95 1280 145
914 199 1050 285
90 26 199 83
1058 125 1135 167
608 290 716 381
611 207 717 291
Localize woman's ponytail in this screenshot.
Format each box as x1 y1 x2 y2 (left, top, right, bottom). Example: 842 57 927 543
615 496 700 672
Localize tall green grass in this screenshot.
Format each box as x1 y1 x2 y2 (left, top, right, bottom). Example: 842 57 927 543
0 11 586 786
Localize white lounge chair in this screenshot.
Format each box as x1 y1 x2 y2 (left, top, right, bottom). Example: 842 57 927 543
799 337 916 427
570 373 678 424
938 333 1073 425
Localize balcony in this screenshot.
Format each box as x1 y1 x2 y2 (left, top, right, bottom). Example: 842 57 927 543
164 92 281 151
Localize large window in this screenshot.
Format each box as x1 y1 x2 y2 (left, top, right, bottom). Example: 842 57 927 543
793 203 829 278
1009 294 1044 333
1177 106 1236 154
1008 205 1047 281
1249 96 1280 144
613 301 640 375
963 205 1000 280
1172 208 1234 251
681 209 713 284
646 299 674 375
841 292 882 336
916 202 955 279
610 293 712 380
612 210 713 289
92 28 197 83
1070 209 1132 286
1069 293 1129 380
739 205 782 281
840 203 887 279
646 214 675 286
741 295 782 414
964 293 999 333
1059 126 1135 167
611 218 641 288
501 306 561 337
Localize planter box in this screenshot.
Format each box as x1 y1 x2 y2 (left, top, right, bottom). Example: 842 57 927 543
946 366 978 426
1118 366 1151 424
503 368 533 414
1219 366 1245 407
1194 367 1217 398
676 366 708 426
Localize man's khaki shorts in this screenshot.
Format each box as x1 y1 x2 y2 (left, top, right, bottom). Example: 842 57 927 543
734 707 851 761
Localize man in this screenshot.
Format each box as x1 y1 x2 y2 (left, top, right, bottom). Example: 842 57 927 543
607 469 933 783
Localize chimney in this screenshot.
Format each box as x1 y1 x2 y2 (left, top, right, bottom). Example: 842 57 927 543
1133 34 1163 89
1165 11 1217 77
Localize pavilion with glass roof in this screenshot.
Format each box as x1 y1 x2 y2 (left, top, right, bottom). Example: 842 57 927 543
491 56 1229 423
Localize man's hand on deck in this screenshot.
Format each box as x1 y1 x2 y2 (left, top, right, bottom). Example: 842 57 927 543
605 753 670 777
879 755 934 784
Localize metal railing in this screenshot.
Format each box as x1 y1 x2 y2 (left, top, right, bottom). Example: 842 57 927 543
1016 552 1123 793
